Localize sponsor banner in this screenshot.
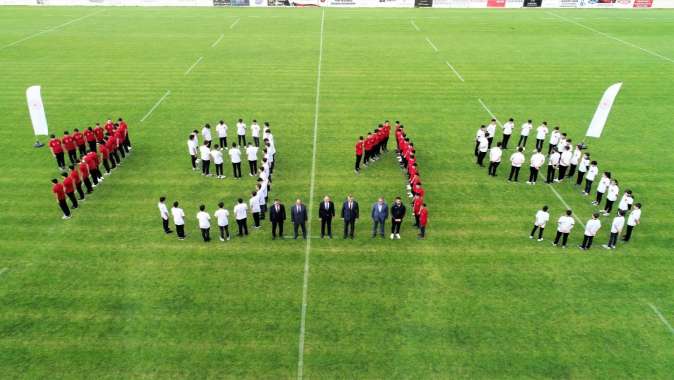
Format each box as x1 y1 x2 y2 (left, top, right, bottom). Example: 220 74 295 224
586 82 622 139
33 0 213 5
505 0 523 6
651 0 673 6
26 86 49 137
327 0 414 6
487 0 505 6
575 0 635 6
522 0 542 6
292 0 324 5
633 0 653 6
432 0 487 7
249 0 268 5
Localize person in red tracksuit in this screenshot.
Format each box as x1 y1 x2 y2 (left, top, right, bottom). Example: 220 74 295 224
363 133 374 166
69 165 84 200
93 123 105 143
114 127 126 158
418 203 428 239
72 128 87 157
382 121 391 152
413 194 423 227
414 183 425 198
48 134 66 169
354 136 364 174
85 127 97 152
118 118 131 151
106 138 119 168
99 142 112 174
62 131 78 165
104 119 115 136
61 172 78 209
85 152 103 185
79 160 93 193
52 179 71 219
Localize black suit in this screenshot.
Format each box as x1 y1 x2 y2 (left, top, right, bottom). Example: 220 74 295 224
269 203 286 239
291 204 308 239
341 200 359 239
318 201 335 238
390 203 406 235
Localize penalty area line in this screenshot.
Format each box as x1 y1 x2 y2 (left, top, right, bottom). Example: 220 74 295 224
211 33 224 48
184 56 204 75
425 36 438 52
410 19 421 31
648 303 674 335
230 18 240 29
446 60 464 82
140 90 171 123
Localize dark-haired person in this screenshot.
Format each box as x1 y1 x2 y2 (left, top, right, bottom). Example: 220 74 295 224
363 132 374 166
508 147 525 182
212 144 225 179
341 194 359 239
85 151 103 185
518 119 532 148
171 201 186 240
527 149 545 185
576 153 590 186
49 134 66 169
355 136 364 174
99 141 112 175
246 143 259 176
197 205 211 242
251 120 261 147
85 127 97 152
214 202 231 241
592 172 610 205
413 194 423 227
553 209 575 248
529 205 549 241
118 118 131 151
158 197 172 234
418 203 428 239
73 128 87 158
62 131 78 165
579 213 601 250
270 199 286 240
390 197 406 240
501 118 514 150
548 127 561 155
535 122 548 152
318 195 335 239
583 161 599 196
556 145 572 182
114 125 127 158
291 199 308 240
476 133 489 167
236 119 247 146
486 119 497 149
216 120 228 149
622 203 641 242
199 143 211 176
93 123 105 143
603 210 625 250
229 143 242 179
568 145 582 179
69 165 84 200
488 142 502 177
79 159 93 193
603 179 620 216
545 148 560 184
61 172 78 209
187 134 198 171
475 125 486 157
51 179 71 219
234 198 249 237
202 124 212 148
250 191 261 228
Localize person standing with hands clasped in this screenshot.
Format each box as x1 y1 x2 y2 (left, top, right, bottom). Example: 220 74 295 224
390 197 406 240
318 195 335 239
488 142 502 177
270 199 286 240
158 196 172 234
603 210 625 250
171 201 186 240
197 205 211 242
371 197 388 238
553 209 575 248
622 203 641 242
341 194 359 239
579 213 601 250
214 202 231 241
529 205 549 241
508 147 525 182
291 199 308 240
234 198 249 237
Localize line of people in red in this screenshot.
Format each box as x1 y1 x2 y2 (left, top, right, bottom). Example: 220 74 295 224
49 118 132 219
353 120 391 173
395 123 428 239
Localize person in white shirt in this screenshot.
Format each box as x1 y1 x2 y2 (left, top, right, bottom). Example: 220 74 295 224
251 120 261 147
553 209 575 248
265 139 276 172
228 143 242 179
546 149 560 184
556 145 572 182
622 203 641 242
171 201 186 240
486 119 497 148
216 120 228 149
158 196 172 234
508 147 526 182
576 153 590 186
214 202 230 241
501 118 514 149
527 149 545 185
196 204 211 242
199 143 212 176
592 172 611 205
476 134 489 167
256 180 268 220
250 191 262 228
583 160 599 195
191 129 200 147
187 134 198 171
475 125 486 157
488 142 502 177
201 124 212 148
617 190 634 214
603 210 625 249
518 119 532 148
579 212 601 250
535 122 548 152
603 180 620 215
245 143 259 176
548 127 561 155
568 145 583 180
233 198 249 236
236 118 247 146
556 134 568 154
530 205 550 241
211 145 225 179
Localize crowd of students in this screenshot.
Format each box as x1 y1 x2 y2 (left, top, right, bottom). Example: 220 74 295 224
49 118 131 219
473 117 643 249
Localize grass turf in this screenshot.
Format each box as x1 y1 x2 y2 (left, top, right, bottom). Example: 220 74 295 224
1 6 673 379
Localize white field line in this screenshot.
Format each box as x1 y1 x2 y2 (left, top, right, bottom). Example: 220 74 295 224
547 185 585 228
0 268 7 276
211 33 224 48
425 36 439 52
297 9 325 380
477 98 502 127
648 303 674 334
445 60 464 82
229 17 240 29
140 90 171 123
184 56 203 75
545 11 674 65
0 9 105 51
410 19 421 31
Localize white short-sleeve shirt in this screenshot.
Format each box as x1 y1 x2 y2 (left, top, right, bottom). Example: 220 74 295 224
171 207 185 225
246 146 259 161
234 203 248 220
197 211 211 229
535 210 550 227
214 208 230 226
228 148 242 163
216 123 228 138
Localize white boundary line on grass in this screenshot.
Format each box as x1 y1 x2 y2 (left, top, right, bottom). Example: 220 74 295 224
410 19 421 32
211 33 224 48
297 9 325 380
477 98 502 126
0 9 105 51
425 36 439 53
545 11 674 65
445 60 464 82
184 56 204 75
230 17 240 29
140 90 171 123
648 303 674 335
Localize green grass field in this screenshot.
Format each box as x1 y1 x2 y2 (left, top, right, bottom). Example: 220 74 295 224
1 6 673 378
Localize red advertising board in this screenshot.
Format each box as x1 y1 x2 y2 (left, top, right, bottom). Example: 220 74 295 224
633 0 653 6
487 0 506 6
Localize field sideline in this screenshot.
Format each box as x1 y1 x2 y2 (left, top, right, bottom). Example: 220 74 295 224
1 6 673 378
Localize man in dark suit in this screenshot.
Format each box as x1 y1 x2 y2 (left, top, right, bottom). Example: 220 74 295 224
291 198 308 240
269 198 286 240
371 197 389 238
341 194 359 239
318 195 335 239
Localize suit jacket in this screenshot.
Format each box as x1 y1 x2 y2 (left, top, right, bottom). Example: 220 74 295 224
341 200 359 221
269 204 286 222
318 201 335 220
291 204 307 224
391 203 406 220
371 202 389 222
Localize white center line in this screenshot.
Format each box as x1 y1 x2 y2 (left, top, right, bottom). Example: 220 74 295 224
184 56 204 76
297 10 325 380
410 19 421 31
649 303 674 334
140 90 171 123
546 11 674 65
445 60 464 82
211 33 224 48
0 9 105 51
230 18 240 29
425 36 439 52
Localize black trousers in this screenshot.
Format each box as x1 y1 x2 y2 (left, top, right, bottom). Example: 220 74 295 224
202 159 210 175
501 134 511 149
604 199 615 214
608 232 619 248
66 192 78 209
75 182 84 200
77 144 87 157
125 135 131 148
201 228 211 242
58 199 71 216
88 141 97 152
518 135 528 147
294 223 307 239
623 225 634 241
219 137 227 148
584 179 593 194
344 219 356 238
321 218 332 237
355 154 362 171
55 152 65 168
529 167 539 183
548 143 555 155
535 139 544 152
474 140 480 156
581 234 594 249
383 137 388 152
119 147 126 158
487 137 493 149
236 218 248 236
419 226 426 237
219 225 230 239
103 158 111 174
488 161 500 176
215 163 223 176
67 149 77 165
176 224 185 239
272 221 284 238
83 177 93 193
162 218 171 233
232 162 242 178
558 165 568 180
546 165 556 183
249 160 257 175
477 151 486 166
554 231 569 246
568 164 577 178
391 219 402 234
364 150 372 164
238 134 246 146
508 166 521 181
252 212 260 227
111 150 120 164
254 137 260 147
191 155 197 169
596 191 604 204
530 225 544 239
576 170 585 185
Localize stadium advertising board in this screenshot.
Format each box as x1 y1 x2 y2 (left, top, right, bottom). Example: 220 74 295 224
633 0 653 6
432 0 489 7
522 0 542 6
249 0 268 5
327 0 414 7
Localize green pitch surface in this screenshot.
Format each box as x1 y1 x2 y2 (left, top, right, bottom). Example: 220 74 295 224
1 6 673 378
